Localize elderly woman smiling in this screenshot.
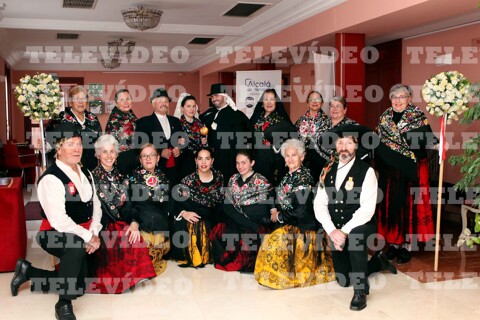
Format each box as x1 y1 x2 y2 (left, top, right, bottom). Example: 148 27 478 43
254 138 335 289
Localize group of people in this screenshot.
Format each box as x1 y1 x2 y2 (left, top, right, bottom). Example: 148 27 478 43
10 82 439 318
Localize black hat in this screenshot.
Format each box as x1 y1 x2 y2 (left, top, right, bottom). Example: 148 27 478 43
150 88 171 103
207 83 227 96
45 121 82 148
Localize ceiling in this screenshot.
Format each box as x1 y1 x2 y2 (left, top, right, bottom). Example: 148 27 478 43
0 0 479 73
0 0 345 72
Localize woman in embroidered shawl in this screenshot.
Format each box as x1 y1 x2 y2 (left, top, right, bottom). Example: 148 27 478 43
250 89 296 185
49 85 102 170
254 139 335 289
173 93 208 180
173 147 224 268
105 89 138 173
295 90 330 184
211 150 272 272
375 84 438 264
122 143 170 275
88 135 156 293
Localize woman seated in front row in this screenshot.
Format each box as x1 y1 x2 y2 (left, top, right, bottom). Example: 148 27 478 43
173 147 224 268
211 149 272 272
89 134 156 293
122 143 171 275
254 138 335 289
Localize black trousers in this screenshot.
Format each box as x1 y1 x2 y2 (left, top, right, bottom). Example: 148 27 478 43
29 231 88 300
330 220 381 292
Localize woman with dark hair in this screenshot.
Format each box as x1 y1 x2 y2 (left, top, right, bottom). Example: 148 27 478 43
89 134 156 293
105 89 138 173
173 147 224 268
123 143 171 275
174 93 208 179
250 88 296 185
49 85 102 170
254 138 335 289
295 90 330 184
210 149 272 272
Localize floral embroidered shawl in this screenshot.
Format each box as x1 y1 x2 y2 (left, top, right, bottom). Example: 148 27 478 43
179 169 224 208
129 166 169 202
378 104 430 160
276 166 313 212
295 110 330 159
105 106 138 152
58 107 102 135
179 114 206 153
92 165 129 218
226 172 271 214
253 110 285 145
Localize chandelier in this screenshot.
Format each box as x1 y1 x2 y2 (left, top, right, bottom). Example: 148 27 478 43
100 38 136 69
100 56 121 69
121 6 163 31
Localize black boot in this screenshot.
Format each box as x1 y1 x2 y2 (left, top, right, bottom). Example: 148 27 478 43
378 253 398 274
397 248 411 264
350 289 367 311
10 259 31 296
55 300 76 320
384 245 399 260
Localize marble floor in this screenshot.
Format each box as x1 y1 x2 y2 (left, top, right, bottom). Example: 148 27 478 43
0 188 478 319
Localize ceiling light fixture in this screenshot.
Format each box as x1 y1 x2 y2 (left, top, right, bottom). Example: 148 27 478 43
107 38 136 55
100 56 121 69
121 6 163 31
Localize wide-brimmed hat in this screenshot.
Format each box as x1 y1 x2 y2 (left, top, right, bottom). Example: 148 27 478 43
320 124 376 150
150 88 171 103
45 121 82 149
207 83 227 96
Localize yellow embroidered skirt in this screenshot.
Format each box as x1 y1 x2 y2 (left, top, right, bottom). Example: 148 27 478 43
254 225 335 289
141 231 170 276
178 221 211 268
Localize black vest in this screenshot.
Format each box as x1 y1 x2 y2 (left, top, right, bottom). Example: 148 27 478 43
324 158 370 229
38 162 94 225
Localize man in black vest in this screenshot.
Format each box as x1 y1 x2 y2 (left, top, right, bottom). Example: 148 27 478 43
10 122 102 320
314 126 396 311
200 83 251 184
135 88 184 185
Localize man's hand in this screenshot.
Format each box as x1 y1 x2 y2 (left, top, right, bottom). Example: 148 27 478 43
329 229 347 251
172 147 181 158
161 148 172 159
86 234 101 254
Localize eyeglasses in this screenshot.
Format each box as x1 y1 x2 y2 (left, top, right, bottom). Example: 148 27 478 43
72 98 87 102
308 98 322 102
391 95 408 100
140 154 157 159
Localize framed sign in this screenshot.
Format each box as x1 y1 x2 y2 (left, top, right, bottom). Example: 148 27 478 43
89 100 103 114
88 83 103 97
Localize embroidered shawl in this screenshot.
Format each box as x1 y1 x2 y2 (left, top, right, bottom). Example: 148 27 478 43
226 172 271 214
105 106 138 152
179 114 207 153
179 169 224 208
276 166 313 212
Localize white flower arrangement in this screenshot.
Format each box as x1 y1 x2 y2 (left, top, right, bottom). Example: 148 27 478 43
14 73 63 120
421 71 471 124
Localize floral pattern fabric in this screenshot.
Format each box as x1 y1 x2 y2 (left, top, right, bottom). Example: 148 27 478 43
92 165 129 218
105 106 138 152
276 166 313 212
295 110 330 160
226 172 271 215
57 107 102 135
179 169 224 208
128 166 169 203
179 115 207 153
253 110 284 145
378 104 430 161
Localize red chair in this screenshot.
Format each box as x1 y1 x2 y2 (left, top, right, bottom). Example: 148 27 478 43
3 142 38 185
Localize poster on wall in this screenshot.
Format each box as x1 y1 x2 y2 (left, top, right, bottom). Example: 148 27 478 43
236 70 282 119
314 52 335 114
89 100 103 114
88 83 103 97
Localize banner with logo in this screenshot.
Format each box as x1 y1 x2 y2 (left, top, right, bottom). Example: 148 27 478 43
236 70 282 119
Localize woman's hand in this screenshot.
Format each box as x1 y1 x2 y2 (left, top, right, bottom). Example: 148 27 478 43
86 234 101 254
181 211 201 223
126 221 141 244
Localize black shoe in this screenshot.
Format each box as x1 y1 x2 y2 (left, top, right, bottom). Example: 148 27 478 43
55 301 76 320
350 289 367 311
384 246 399 260
397 248 411 264
378 254 398 274
10 259 31 296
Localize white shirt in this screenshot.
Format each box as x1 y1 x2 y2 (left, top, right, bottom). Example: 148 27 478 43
314 158 377 235
155 113 171 139
37 160 103 243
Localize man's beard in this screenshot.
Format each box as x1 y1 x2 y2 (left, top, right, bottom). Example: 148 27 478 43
339 151 354 162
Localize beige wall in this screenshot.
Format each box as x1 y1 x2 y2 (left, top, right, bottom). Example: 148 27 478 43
402 23 480 184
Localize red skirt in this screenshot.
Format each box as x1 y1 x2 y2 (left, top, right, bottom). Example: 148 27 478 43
87 221 156 294
377 158 434 244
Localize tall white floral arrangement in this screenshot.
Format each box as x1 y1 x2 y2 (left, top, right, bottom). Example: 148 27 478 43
14 73 62 120
421 70 471 124
14 73 63 169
